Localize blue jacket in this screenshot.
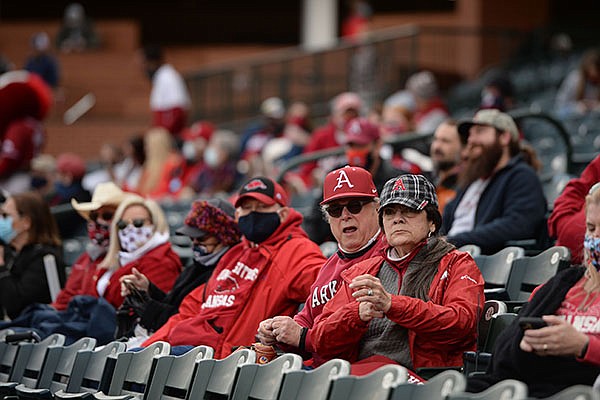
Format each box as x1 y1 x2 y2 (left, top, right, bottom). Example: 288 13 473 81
442 155 547 254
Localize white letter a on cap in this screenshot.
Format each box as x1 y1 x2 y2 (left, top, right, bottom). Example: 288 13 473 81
334 170 354 191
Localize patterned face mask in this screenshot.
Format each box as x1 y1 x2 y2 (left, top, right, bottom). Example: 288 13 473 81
118 225 154 253
584 235 600 271
87 222 111 248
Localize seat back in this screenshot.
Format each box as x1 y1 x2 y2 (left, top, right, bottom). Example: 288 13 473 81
474 246 524 289
35 337 97 393
277 358 350 400
0 329 15 383
143 345 214 400
482 313 518 353
9 333 66 387
390 369 466 400
447 378 527 399
477 300 507 352
328 364 407 400
543 384 600 400
104 341 171 397
459 244 482 257
506 246 571 301
188 348 256 399
61 341 127 395
231 353 303 400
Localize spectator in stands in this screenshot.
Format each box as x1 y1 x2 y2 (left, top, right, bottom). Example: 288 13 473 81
82 143 123 192
257 166 387 366
430 119 464 214
480 75 515 112
56 2 100 53
49 152 90 206
117 198 241 346
341 0 372 42
52 182 138 310
29 154 56 201
311 174 484 373
0 192 64 319
142 44 191 136
182 129 240 198
117 135 145 192
442 109 547 254
96 196 181 309
467 183 600 398
549 154 600 265
180 120 214 186
137 127 186 199
24 32 59 89
142 176 325 358
405 70 449 134
0 70 51 194
555 48 600 118
299 92 363 188
380 93 415 137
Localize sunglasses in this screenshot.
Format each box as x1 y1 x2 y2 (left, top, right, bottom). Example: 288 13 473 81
381 205 420 218
89 210 114 222
325 199 372 218
116 218 149 230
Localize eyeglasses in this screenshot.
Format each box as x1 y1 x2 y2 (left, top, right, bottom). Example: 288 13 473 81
89 210 114 222
116 218 150 230
325 199 372 218
381 205 420 218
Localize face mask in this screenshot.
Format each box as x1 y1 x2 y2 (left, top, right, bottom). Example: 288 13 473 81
30 176 48 189
238 211 281 244
182 141 198 162
0 216 16 244
584 235 600 271
118 225 154 253
88 222 111 248
346 148 371 168
203 147 220 168
481 89 506 111
193 245 210 262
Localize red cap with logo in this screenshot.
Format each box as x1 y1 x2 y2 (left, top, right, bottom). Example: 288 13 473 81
344 118 381 145
320 165 378 205
234 177 288 207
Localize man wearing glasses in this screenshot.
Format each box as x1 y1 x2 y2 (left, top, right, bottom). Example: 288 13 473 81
257 165 386 366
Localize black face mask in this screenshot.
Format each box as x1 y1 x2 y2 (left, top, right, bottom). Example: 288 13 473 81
238 211 281 244
30 176 48 189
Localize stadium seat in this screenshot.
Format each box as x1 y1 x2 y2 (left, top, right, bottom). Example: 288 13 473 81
92 341 171 399
276 358 350 400
540 384 600 400
230 353 303 400
143 345 214 400
390 369 466 400
447 378 527 399
0 333 66 397
473 247 524 301
15 337 97 399
459 244 482 257
187 348 255 399
328 364 407 400
53 341 127 399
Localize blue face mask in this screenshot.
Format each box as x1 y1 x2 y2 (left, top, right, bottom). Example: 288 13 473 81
584 235 600 271
238 211 281 244
0 216 16 245
193 245 210 263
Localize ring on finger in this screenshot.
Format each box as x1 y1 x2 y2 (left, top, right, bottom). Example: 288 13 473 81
543 343 548 351
367 289 373 296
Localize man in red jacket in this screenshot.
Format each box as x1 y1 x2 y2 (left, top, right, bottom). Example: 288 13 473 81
257 165 386 366
143 177 325 358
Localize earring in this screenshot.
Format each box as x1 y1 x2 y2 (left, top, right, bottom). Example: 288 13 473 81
427 230 433 238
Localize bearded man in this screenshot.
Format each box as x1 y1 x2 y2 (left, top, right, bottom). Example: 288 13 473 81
441 109 547 254
430 119 464 214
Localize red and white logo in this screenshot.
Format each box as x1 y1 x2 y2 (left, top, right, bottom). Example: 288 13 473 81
244 179 267 191
333 169 355 192
393 178 406 191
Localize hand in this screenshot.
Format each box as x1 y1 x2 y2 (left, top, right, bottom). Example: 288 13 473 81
256 318 278 346
119 268 149 296
520 315 589 357
271 316 302 347
350 274 392 313
358 301 384 322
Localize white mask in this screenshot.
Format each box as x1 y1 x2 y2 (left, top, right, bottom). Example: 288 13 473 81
182 141 198 161
118 225 154 253
203 147 220 168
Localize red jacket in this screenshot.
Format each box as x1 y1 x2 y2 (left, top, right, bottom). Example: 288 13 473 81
52 252 105 310
310 248 484 370
0 118 44 178
548 154 600 265
294 232 387 365
143 209 325 358
104 242 182 309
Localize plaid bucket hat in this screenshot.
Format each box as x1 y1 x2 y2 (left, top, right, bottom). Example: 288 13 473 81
379 174 438 211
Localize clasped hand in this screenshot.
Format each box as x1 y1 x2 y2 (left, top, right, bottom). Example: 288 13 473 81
349 274 392 322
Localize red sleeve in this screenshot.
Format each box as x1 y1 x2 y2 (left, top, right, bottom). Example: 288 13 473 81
0 121 36 178
51 253 90 310
142 283 206 346
152 107 187 136
548 155 600 264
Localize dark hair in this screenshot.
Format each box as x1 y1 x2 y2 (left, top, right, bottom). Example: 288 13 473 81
12 192 61 247
494 127 520 157
143 44 163 62
424 204 442 235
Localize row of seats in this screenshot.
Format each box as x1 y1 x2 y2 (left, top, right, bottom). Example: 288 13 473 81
0 329 597 400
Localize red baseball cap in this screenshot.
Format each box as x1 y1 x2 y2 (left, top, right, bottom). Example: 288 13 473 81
344 118 381 145
320 165 378 205
234 177 288 207
182 121 215 142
